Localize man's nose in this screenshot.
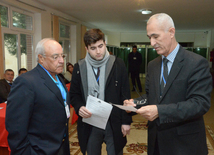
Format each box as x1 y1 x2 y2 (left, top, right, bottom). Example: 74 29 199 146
58 56 64 63
150 38 156 47
96 48 101 53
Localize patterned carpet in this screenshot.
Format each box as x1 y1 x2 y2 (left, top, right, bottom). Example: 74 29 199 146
69 115 214 155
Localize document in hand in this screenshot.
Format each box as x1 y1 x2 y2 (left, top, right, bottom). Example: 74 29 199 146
112 104 137 112
83 95 113 130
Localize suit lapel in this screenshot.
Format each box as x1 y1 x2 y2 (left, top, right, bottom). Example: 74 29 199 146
160 47 184 101
36 65 64 106
154 56 162 102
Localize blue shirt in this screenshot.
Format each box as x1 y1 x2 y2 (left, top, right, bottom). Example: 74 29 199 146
160 44 180 83
39 64 67 104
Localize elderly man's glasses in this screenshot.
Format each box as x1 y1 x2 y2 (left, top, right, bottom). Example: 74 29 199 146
43 54 67 60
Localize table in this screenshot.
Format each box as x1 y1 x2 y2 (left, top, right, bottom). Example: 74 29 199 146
0 103 10 155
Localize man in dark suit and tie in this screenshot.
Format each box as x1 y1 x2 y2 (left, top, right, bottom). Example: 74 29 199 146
6 38 70 155
0 69 14 103
124 13 212 155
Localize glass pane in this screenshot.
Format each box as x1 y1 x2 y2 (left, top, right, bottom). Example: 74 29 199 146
0 5 8 27
59 40 70 72
20 34 33 70
4 33 18 77
12 11 33 30
60 24 70 38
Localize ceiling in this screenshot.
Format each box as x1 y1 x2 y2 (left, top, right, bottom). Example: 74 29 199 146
35 0 214 33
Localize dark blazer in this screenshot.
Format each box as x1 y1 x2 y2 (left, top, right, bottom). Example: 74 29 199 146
146 46 212 155
128 51 142 72
70 56 132 155
6 64 70 155
0 79 11 102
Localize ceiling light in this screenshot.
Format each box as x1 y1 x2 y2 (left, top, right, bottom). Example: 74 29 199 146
142 9 152 15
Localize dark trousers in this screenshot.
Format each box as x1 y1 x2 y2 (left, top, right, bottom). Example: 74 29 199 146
57 138 69 155
130 71 142 91
153 136 160 155
86 122 123 155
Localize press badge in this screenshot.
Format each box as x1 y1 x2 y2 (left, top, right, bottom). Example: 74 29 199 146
133 57 136 60
65 103 70 118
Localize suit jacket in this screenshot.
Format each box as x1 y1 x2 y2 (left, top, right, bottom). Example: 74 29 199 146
6 64 70 155
70 56 132 155
0 79 11 102
146 46 212 155
128 51 142 72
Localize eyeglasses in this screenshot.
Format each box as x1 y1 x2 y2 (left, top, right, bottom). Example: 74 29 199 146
43 54 67 60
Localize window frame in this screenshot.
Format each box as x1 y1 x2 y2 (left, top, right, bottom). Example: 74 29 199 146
10 7 34 33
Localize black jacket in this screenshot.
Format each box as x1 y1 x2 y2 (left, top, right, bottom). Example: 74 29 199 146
70 56 132 155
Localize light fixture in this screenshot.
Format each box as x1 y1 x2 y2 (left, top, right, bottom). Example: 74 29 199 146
142 9 152 15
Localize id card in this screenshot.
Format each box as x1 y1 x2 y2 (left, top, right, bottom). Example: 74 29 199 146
65 103 70 118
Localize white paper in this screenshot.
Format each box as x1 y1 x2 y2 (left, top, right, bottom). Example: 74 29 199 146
83 95 113 130
112 104 137 112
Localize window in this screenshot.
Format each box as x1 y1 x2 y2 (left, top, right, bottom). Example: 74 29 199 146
59 23 71 72
60 23 70 38
1 3 34 76
0 5 8 27
4 33 33 77
12 11 33 30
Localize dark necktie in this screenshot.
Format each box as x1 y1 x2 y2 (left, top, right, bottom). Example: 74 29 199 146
160 58 169 96
96 67 100 84
9 83 12 86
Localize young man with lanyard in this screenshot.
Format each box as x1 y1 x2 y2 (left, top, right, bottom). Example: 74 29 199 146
70 29 132 155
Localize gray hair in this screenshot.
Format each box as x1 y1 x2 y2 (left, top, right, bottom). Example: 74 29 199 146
147 13 175 32
35 38 55 62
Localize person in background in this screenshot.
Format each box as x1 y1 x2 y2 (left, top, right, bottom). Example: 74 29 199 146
0 69 14 103
124 13 212 155
128 45 142 92
70 29 132 155
6 38 70 155
64 62 73 82
18 68 28 76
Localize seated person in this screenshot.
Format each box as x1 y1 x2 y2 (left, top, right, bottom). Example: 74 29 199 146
0 69 14 103
19 68 28 76
64 62 73 82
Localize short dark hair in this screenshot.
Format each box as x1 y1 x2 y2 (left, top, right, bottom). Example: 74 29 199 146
84 29 105 48
18 68 27 74
132 45 137 49
5 69 14 73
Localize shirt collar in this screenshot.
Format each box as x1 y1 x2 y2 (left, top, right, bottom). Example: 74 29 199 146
162 43 180 63
39 63 59 83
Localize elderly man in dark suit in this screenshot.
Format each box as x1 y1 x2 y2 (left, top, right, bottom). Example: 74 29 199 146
6 38 70 155
0 69 14 103
124 13 212 155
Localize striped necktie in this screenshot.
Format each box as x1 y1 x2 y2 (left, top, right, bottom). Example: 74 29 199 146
160 58 169 96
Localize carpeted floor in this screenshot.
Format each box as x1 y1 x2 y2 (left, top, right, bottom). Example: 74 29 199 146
69 114 214 155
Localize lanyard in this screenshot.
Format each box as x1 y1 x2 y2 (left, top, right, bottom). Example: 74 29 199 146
39 64 67 106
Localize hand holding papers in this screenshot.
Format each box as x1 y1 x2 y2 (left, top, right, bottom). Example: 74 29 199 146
112 104 137 112
83 95 113 130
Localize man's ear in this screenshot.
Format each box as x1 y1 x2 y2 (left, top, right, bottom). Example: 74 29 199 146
38 54 44 64
169 27 175 38
85 46 88 52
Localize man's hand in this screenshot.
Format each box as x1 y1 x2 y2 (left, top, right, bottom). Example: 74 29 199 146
123 99 136 113
79 106 92 118
136 105 159 121
121 125 131 137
